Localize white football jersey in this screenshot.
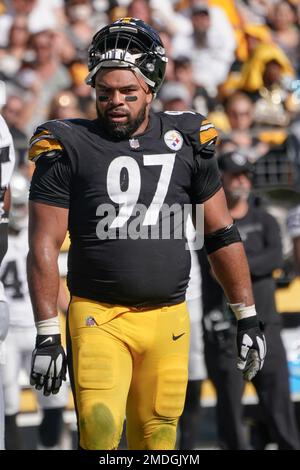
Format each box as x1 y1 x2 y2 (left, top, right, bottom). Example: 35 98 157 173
0 228 34 327
0 114 15 198
0 114 16 302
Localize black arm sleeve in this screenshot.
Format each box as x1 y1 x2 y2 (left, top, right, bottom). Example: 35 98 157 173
248 212 283 277
0 222 8 265
29 153 72 209
190 154 222 204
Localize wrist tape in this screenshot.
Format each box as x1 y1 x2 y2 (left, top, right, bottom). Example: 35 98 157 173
229 303 257 321
36 316 60 335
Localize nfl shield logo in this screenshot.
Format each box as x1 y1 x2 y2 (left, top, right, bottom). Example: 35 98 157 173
129 138 140 149
86 316 96 326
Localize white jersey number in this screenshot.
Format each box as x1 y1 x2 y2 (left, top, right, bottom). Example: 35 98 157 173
0 260 24 299
106 153 176 228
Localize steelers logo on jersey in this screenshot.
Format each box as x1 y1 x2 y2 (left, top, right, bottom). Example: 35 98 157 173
164 130 183 151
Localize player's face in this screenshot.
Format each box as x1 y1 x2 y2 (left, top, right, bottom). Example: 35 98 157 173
95 68 153 139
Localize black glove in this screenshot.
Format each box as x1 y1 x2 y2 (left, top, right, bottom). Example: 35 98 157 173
30 334 67 396
236 316 266 381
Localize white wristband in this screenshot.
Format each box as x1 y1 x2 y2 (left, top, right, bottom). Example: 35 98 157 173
36 317 60 335
229 303 257 321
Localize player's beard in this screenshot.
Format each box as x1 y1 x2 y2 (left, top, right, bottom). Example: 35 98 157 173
96 103 147 140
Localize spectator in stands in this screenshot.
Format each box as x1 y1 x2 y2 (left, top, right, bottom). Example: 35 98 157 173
0 0 65 48
236 43 298 127
222 92 270 162
0 15 29 81
17 29 71 134
68 61 93 114
157 29 175 82
127 0 152 24
174 55 215 116
269 0 300 72
64 0 96 62
48 90 85 121
235 0 274 25
1 95 28 170
159 81 192 112
142 0 193 38
172 0 236 96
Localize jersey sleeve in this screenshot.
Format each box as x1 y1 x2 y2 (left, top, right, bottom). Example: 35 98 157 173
29 127 72 208
197 119 218 159
185 114 218 160
187 114 221 203
190 154 222 204
28 128 64 163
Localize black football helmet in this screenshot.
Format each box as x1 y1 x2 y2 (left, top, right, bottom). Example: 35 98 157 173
86 18 168 94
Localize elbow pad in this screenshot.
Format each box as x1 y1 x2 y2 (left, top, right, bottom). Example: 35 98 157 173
204 223 241 255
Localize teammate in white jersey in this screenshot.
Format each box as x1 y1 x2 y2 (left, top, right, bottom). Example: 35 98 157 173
0 107 15 450
0 172 69 449
0 115 15 328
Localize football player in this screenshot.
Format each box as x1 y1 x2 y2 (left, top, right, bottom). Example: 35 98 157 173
28 18 266 450
0 172 69 449
0 107 16 449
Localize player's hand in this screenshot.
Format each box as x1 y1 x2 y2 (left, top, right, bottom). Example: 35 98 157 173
236 316 266 381
30 334 67 396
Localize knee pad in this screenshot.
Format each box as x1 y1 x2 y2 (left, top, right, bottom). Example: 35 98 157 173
80 401 121 450
147 423 177 450
0 302 9 341
155 355 188 418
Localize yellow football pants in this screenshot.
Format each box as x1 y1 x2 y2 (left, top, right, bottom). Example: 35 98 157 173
66 296 190 450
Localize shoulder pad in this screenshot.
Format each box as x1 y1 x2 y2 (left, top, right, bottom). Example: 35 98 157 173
28 128 64 163
199 119 218 146
184 113 218 158
162 110 200 129
161 111 218 156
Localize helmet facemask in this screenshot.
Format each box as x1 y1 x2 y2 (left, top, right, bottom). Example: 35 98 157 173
86 19 168 95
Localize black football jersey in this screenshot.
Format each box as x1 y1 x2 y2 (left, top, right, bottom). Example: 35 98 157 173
29 111 221 306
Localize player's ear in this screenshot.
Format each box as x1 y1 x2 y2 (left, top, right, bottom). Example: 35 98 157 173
145 87 154 104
